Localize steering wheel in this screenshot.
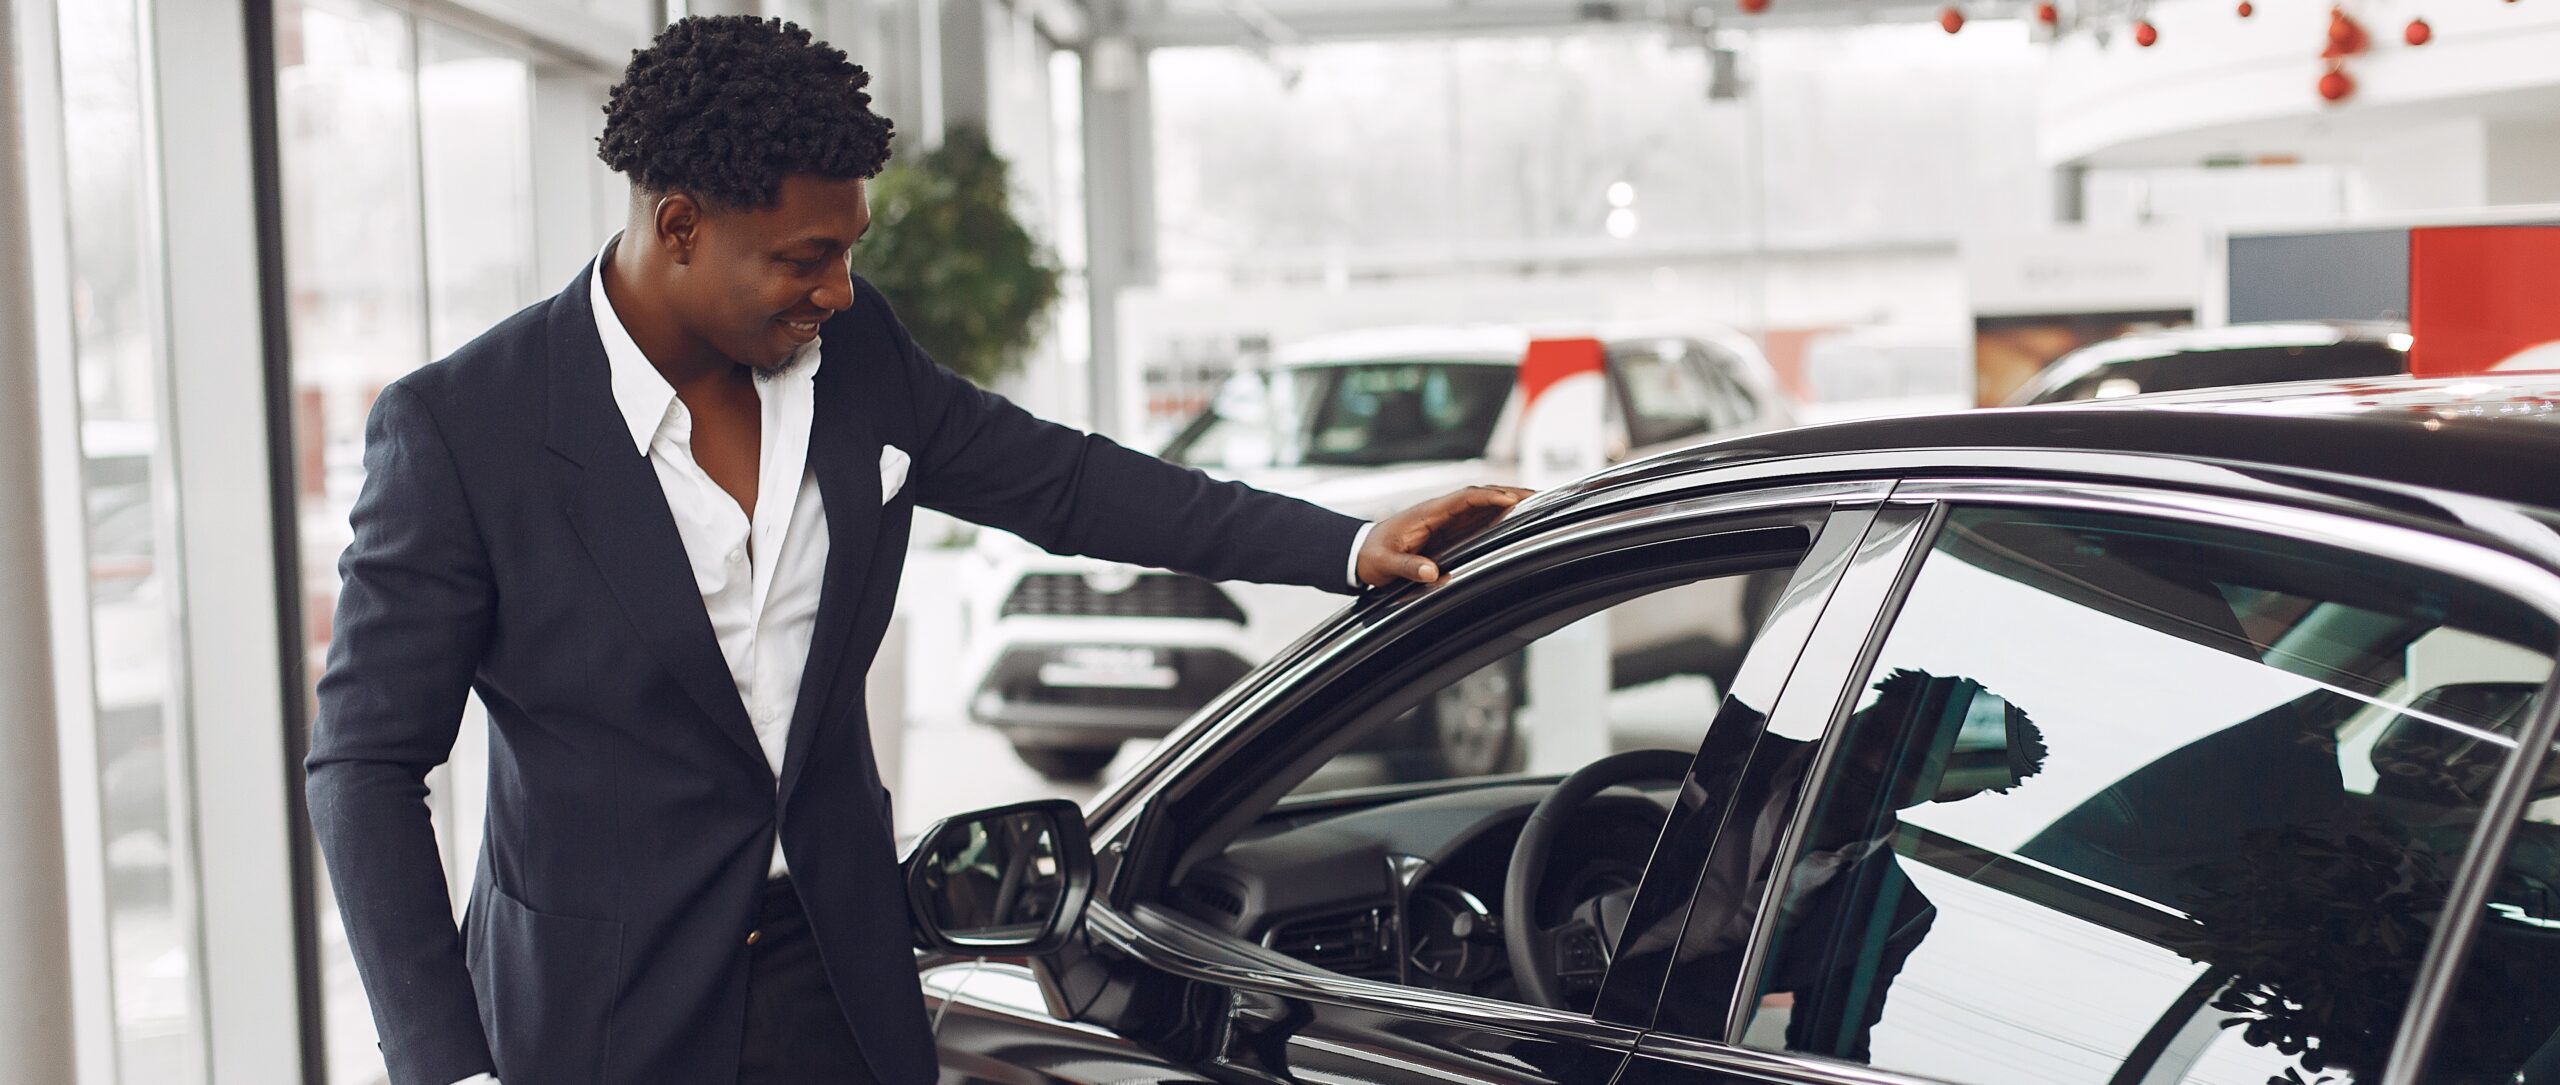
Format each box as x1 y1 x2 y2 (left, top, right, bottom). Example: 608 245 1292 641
1503 748 1694 1009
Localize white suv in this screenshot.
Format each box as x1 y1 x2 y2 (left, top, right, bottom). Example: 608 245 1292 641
961 323 1797 779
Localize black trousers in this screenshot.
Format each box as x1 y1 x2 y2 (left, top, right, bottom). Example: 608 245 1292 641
740 877 883 1085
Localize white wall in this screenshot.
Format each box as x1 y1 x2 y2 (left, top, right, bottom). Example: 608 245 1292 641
2345 116 2486 216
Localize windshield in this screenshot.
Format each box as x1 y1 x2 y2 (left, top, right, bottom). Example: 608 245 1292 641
1162 360 1517 470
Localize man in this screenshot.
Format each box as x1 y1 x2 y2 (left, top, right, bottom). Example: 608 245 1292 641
306 16 1526 1085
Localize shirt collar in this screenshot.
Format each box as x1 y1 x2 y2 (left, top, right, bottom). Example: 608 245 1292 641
588 234 827 458
591 234 681 457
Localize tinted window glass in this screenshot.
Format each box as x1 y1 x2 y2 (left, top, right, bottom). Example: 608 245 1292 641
1692 506 2553 1085
2417 713 2560 1085
1162 361 1515 469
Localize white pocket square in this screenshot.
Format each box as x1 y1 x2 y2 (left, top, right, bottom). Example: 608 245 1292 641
879 444 910 504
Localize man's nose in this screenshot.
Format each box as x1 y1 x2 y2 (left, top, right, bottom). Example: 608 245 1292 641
812 262 854 313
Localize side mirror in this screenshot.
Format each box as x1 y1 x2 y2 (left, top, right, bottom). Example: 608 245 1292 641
904 798 1094 955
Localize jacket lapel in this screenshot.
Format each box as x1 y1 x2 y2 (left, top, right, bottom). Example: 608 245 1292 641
776 334 881 807
543 263 765 768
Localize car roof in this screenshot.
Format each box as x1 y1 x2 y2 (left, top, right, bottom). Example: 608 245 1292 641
2013 320 2411 403
1571 373 2560 514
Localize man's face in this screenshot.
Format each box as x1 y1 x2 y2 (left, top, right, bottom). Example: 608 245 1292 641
677 173 871 374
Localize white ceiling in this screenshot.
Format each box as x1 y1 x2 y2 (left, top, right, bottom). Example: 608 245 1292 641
1118 0 2036 49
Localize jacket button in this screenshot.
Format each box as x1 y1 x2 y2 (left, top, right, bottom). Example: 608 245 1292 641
746 929 761 946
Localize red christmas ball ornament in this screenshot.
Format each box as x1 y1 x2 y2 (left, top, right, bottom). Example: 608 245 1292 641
1738 0 1770 12
2404 17 2432 43
2324 8 2370 54
2133 18 2159 44
2035 1 2059 23
1939 5 1966 32
2318 65 2355 101
2237 0 2254 15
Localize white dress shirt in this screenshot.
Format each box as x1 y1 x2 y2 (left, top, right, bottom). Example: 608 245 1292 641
448 241 1367 1085
595 237 828 883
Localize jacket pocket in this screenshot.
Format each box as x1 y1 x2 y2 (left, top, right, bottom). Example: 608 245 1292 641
470 883 624 1085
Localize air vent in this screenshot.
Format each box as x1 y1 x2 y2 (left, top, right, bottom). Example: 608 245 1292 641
1265 907 1395 978
1181 883 1245 920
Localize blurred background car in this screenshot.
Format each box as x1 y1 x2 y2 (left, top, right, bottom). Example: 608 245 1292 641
960 323 1795 780
2004 321 2410 406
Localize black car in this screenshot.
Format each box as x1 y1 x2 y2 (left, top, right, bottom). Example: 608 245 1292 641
904 374 2560 1085
2006 321 2408 405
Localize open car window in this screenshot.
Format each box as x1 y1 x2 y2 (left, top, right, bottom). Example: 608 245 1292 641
1686 505 2556 1085
1137 510 1829 1017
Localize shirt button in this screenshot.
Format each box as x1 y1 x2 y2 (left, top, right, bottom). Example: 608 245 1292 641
745 929 761 947
727 549 746 565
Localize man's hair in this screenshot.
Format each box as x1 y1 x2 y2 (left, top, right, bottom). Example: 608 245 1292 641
597 16 895 210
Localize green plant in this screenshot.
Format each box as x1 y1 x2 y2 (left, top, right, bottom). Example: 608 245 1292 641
852 124 1063 387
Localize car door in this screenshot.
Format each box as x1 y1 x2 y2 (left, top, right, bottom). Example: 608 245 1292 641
1616 482 2560 1085
928 482 1898 1085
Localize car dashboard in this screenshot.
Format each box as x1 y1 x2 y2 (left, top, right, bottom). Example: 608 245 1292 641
1171 781 1673 998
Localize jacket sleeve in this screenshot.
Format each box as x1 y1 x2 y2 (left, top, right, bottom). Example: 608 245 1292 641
305 381 498 1085
870 285 1366 594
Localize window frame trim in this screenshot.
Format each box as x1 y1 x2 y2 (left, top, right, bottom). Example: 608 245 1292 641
1675 477 2560 1085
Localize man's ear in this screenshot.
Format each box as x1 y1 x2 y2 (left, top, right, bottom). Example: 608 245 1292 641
652 191 704 266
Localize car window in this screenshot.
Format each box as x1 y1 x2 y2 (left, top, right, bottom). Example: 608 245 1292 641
2415 712 2560 1084
1612 340 1718 448
1161 360 1516 470
1680 505 2554 1085
1286 566 1787 800
1691 344 1760 430
1153 519 1816 1017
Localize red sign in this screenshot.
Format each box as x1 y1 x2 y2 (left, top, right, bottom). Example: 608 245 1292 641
1520 337 1606 406
1518 337 1609 490
2409 226 2560 377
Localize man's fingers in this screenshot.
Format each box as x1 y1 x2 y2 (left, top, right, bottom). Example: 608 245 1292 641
1424 485 1531 523
1451 484 1531 509
1364 486 1536 588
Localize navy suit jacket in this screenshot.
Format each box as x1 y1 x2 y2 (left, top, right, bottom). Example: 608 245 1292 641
306 263 1363 1085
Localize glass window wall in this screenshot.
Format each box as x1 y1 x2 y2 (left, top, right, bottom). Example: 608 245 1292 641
274 3 549 1081
52 0 207 1079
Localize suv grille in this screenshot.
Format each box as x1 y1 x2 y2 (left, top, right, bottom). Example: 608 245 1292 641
1001 572 1246 624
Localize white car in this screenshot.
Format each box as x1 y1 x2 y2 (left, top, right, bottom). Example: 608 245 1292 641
962 323 1798 779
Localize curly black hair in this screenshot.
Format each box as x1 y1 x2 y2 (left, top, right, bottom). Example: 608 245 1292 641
597 16 895 210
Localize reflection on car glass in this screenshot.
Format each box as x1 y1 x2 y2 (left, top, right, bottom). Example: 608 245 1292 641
1706 506 2556 1085
1669 669 2045 1063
